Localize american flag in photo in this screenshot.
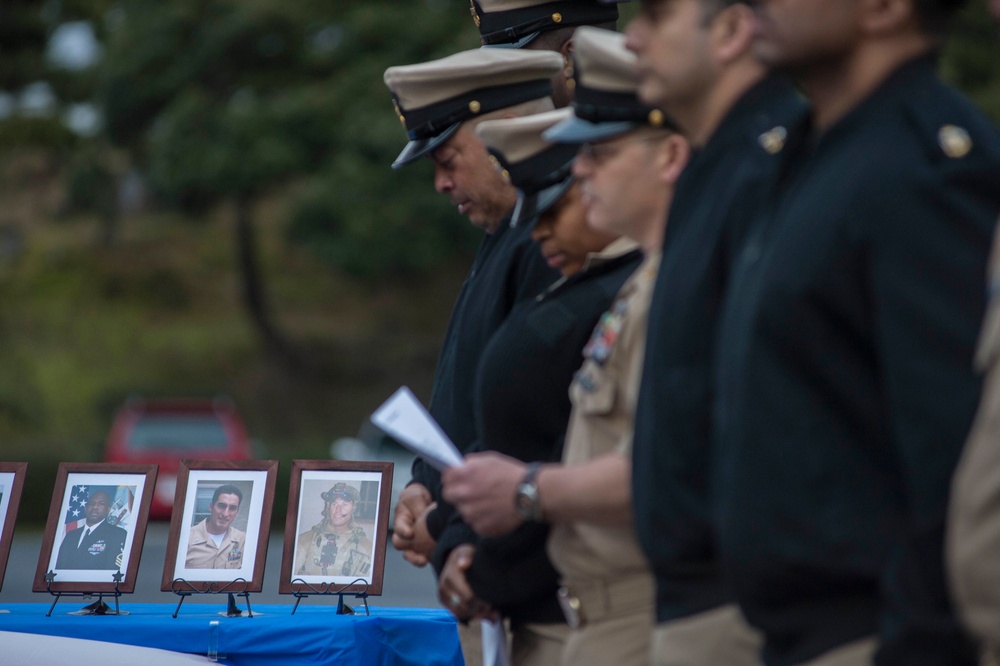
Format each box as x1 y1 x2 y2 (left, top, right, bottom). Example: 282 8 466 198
63 484 92 535
63 485 134 534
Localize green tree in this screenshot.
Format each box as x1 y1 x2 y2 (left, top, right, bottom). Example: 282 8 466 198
96 0 481 366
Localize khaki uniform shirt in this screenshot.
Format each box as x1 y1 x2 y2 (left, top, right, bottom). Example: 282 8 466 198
294 523 373 577
949 218 1000 655
548 252 659 582
185 519 246 569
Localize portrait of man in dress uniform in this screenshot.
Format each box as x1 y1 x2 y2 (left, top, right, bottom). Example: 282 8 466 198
185 483 247 569
294 481 373 578
55 489 128 571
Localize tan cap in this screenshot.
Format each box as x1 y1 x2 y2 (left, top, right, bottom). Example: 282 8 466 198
471 0 620 48
546 26 675 144
476 108 578 226
384 48 563 169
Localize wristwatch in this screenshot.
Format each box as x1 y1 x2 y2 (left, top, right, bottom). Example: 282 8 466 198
514 462 544 522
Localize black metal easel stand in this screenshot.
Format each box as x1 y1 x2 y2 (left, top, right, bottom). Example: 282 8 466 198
44 570 127 617
170 578 254 619
288 578 370 616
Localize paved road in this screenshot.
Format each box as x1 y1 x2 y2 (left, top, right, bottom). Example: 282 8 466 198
0 522 442 611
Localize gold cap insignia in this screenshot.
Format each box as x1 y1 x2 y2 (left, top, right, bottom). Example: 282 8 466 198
552 12 563 23
469 100 482 114
488 154 503 173
392 99 406 127
759 126 788 154
648 109 665 127
939 124 972 159
470 0 481 27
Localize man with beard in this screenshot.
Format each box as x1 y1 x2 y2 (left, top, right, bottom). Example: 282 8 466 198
714 0 1000 663
623 1 804 663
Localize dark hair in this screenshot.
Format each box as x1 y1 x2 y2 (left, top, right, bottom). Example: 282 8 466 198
212 484 243 506
912 0 967 38
529 19 616 50
699 0 746 24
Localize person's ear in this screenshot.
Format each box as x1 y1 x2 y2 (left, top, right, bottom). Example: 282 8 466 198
859 0 914 36
711 3 756 65
560 35 574 60
655 134 691 186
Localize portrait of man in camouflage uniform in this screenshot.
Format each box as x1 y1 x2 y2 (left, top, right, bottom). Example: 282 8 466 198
294 481 373 578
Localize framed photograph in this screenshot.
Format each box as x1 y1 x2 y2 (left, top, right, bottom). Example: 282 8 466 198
33 463 157 593
279 460 393 596
0 462 27 592
161 460 277 593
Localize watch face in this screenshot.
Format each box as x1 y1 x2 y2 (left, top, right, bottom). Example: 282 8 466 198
515 484 539 520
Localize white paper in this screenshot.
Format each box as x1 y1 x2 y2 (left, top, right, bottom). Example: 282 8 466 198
481 618 510 666
370 386 463 470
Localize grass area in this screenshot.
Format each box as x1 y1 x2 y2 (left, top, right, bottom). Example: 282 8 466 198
0 154 471 524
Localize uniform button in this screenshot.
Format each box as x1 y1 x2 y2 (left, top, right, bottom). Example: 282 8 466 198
742 244 761 265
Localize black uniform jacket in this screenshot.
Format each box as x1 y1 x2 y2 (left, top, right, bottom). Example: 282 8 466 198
631 74 806 624
412 217 558 539
55 520 128 570
433 239 643 626
713 56 1000 665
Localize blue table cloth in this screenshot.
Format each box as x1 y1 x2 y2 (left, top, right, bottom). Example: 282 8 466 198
0 603 463 665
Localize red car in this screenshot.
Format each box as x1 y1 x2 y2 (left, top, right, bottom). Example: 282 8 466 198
103 397 255 520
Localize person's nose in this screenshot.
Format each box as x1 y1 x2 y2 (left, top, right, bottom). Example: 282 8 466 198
434 165 453 194
623 18 646 53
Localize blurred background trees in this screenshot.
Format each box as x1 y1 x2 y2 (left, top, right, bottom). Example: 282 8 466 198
0 0 997 521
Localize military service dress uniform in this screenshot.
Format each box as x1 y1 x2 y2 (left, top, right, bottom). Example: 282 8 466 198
713 56 1000 665
56 519 128 570
384 49 562 543
185 520 246 569
433 109 643 666
547 253 659 666
631 72 803 665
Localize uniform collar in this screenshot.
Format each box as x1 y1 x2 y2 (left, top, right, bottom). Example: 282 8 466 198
581 236 641 271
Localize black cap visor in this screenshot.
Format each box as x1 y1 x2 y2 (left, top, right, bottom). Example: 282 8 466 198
544 115 637 143
392 122 460 170
512 174 574 228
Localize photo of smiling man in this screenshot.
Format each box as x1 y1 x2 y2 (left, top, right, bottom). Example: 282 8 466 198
55 488 128 571
185 482 247 570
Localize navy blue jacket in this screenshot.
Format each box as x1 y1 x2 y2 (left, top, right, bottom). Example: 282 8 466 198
714 57 1000 665
433 240 643 626
411 218 557 538
55 520 127 571
631 74 806 623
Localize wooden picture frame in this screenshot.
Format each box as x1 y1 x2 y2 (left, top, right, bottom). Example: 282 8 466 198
33 462 157 594
161 460 277 593
279 460 393 596
0 462 28 592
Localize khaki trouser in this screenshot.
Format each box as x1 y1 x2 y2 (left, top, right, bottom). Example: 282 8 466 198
652 603 763 666
797 637 876 666
460 617 568 666
511 622 570 666
558 573 655 666
457 620 484 666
